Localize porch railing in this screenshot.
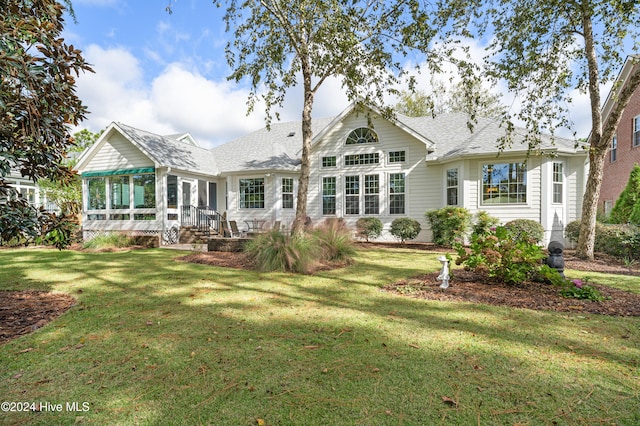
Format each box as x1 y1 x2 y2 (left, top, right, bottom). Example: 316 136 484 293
181 205 220 235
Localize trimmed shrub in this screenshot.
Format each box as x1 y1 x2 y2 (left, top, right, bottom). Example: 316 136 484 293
244 230 317 273
454 226 547 285
313 218 356 263
355 217 383 242
425 206 471 246
504 219 544 244
565 220 581 243
472 211 500 237
390 218 422 244
565 221 640 260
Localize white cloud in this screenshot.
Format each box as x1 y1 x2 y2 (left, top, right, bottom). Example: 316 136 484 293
75 45 270 148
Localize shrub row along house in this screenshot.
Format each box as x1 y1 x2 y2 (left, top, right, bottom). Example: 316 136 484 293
73 103 588 245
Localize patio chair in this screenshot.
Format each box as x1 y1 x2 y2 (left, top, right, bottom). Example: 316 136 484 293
229 220 243 238
221 220 232 238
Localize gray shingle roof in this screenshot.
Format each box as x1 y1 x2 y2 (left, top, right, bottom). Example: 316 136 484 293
211 117 335 173
108 109 583 178
399 113 582 162
115 123 220 175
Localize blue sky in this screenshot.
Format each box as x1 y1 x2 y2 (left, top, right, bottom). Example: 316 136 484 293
63 0 602 148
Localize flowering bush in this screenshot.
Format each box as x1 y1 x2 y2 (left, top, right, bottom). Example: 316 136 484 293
454 226 546 285
559 278 607 301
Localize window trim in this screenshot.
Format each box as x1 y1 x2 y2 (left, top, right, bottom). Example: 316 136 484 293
321 176 337 216
239 177 265 209
282 177 294 209
552 162 563 204
321 155 337 169
389 172 406 215
481 162 527 205
387 150 406 164
634 116 640 148
446 168 459 206
610 135 617 163
345 127 379 145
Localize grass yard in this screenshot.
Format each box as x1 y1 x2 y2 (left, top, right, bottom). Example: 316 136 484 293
0 247 639 425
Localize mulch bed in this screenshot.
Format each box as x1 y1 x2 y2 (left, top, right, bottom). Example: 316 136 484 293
2 245 639 345
0 291 76 343
383 269 640 317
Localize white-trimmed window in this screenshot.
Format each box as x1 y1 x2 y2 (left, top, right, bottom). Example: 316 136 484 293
388 150 406 163
322 177 336 215
239 178 265 209
482 162 527 204
364 174 380 215
634 116 640 147
344 175 360 215
282 178 294 209
389 173 405 214
322 156 337 168
611 135 617 163
346 127 378 145
552 162 563 204
446 168 458 206
344 153 379 166
85 172 156 221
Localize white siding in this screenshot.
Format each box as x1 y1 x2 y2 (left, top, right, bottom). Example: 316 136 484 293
309 111 433 240
84 133 154 172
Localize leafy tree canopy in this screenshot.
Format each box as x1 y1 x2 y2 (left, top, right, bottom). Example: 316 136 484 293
1 0 93 247
395 79 506 120
199 0 479 232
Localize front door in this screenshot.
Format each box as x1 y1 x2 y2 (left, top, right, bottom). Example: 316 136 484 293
182 182 191 207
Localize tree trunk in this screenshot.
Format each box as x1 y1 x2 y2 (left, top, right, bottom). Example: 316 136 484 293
292 61 314 235
575 1 601 260
576 147 607 259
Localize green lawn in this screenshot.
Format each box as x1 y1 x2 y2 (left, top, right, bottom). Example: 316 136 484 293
0 247 638 425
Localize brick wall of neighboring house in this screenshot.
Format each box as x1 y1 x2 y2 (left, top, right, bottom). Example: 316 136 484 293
599 84 640 215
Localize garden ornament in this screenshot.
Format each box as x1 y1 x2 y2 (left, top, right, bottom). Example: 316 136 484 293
437 255 450 289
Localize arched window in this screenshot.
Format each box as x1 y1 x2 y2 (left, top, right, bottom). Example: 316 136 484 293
346 127 378 145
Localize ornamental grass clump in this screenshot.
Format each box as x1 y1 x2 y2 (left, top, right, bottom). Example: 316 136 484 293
313 218 356 263
244 229 317 273
83 232 135 250
455 226 547 285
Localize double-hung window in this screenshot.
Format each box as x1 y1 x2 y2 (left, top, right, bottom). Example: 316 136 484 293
322 177 336 215
611 135 617 163
552 162 563 204
389 173 405 214
634 116 640 147
282 178 294 209
364 174 379 215
344 175 360 215
446 168 458 206
239 178 265 209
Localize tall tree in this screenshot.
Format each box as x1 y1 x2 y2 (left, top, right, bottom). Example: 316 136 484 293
395 79 506 119
188 0 477 233
1 0 93 247
440 0 640 259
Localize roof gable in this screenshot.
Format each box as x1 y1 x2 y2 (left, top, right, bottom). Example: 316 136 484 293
75 123 219 176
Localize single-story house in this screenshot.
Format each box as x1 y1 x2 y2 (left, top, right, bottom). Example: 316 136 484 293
74 103 588 245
